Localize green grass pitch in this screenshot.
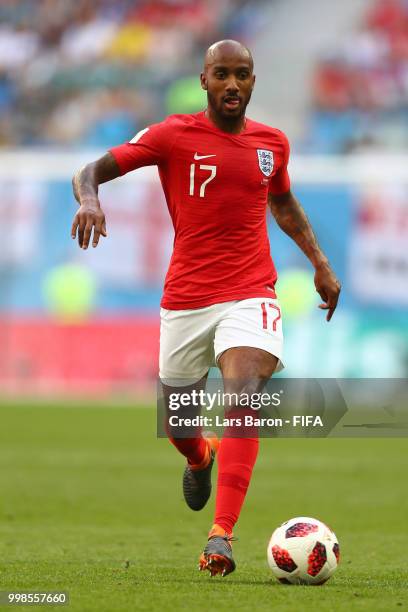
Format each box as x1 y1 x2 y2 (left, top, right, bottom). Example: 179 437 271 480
0 402 407 611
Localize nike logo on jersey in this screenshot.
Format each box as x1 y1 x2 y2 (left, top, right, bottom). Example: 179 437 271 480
194 152 216 160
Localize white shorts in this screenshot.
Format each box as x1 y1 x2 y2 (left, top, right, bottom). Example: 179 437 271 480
159 297 284 383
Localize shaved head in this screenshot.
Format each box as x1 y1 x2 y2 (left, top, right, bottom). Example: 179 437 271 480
200 39 255 132
204 39 254 72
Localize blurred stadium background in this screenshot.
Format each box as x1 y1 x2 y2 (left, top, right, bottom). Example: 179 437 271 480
0 0 407 399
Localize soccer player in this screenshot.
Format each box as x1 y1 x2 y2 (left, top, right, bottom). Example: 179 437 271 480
71 40 341 577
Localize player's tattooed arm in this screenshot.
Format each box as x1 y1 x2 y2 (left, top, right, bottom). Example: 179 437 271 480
71 152 121 249
268 190 341 321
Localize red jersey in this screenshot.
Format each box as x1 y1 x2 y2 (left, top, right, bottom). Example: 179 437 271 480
109 111 290 309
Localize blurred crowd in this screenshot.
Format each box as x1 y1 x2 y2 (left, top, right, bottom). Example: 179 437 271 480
307 0 408 153
0 0 265 147
2 0 407 154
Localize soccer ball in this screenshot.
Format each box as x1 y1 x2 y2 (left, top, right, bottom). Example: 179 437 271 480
267 516 340 585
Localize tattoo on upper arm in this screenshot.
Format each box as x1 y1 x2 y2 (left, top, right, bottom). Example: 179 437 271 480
268 191 321 257
269 191 308 233
73 153 120 204
96 152 121 184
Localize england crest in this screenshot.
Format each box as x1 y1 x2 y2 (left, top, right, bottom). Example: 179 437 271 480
257 149 274 176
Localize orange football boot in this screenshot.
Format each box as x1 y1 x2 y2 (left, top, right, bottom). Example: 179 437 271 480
199 524 236 577
182 433 219 511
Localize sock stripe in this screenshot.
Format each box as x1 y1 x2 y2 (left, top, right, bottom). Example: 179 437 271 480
217 472 250 492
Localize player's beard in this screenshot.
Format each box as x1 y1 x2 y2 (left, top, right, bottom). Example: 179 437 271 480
207 90 251 123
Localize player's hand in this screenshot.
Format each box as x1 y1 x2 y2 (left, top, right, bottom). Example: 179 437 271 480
71 202 107 249
314 263 341 322
71 174 107 249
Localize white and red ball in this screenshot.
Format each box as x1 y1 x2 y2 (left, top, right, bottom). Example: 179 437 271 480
267 516 340 585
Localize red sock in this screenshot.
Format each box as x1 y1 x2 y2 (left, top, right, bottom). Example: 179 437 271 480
164 405 207 465
214 410 259 534
168 436 207 466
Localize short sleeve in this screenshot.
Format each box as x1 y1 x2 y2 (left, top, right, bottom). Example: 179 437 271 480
268 131 291 196
109 119 177 175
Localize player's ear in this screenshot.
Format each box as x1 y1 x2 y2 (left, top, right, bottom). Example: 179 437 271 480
200 73 208 91
251 74 256 91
